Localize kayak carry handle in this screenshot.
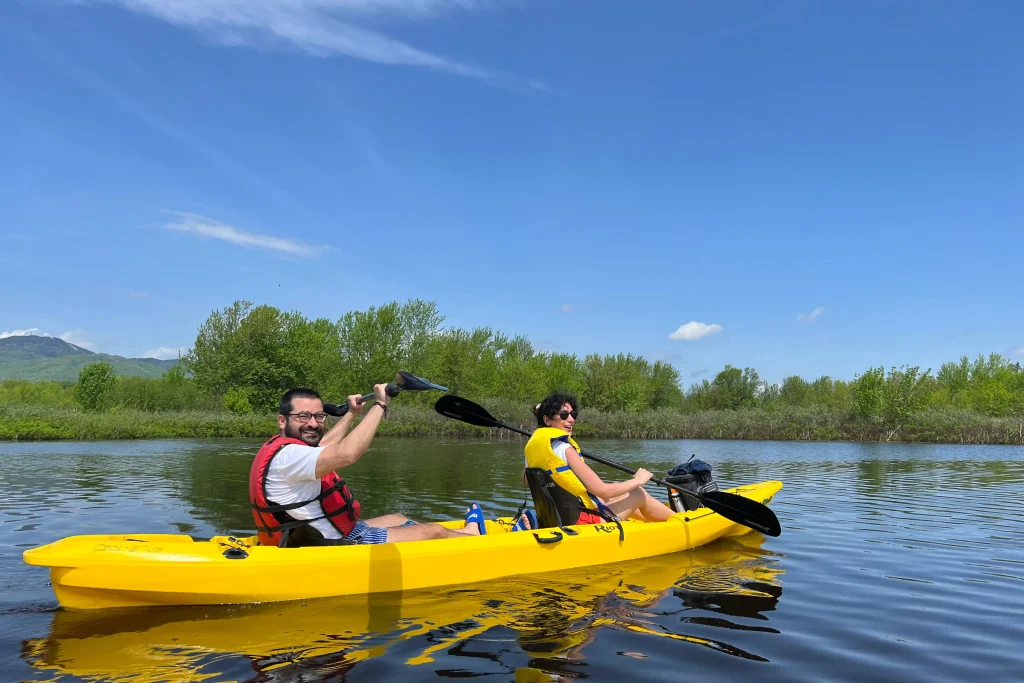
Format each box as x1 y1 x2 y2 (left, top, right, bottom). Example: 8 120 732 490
532 531 563 545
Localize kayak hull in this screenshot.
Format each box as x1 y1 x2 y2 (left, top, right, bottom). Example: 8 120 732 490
24 480 782 610
24 534 781 681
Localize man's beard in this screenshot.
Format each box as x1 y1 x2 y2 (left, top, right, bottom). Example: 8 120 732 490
285 421 324 447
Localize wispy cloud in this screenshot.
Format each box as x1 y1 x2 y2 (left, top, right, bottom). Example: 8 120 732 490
796 306 825 323
669 322 723 341
164 211 318 256
1012 346 1024 358
0 328 46 339
82 1 545 89
0 328 95 350
59 330 96 350
560 304 572 312
128 290 150 299
689 367 709 378
143 346 188 360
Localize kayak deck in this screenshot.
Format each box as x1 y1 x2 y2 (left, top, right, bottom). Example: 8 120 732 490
23 480 782 610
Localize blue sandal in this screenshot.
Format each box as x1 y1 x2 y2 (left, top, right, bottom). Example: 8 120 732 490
511 510 538 532
464 502 487 535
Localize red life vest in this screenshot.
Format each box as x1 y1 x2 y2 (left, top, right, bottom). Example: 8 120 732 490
249 434 361 547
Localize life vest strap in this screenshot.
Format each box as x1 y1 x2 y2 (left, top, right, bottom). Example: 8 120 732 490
251 477 352 514
588 493 617 519
545 465 572 475
253 503 354 533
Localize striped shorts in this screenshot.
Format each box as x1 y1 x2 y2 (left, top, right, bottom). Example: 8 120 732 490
343 521 389 545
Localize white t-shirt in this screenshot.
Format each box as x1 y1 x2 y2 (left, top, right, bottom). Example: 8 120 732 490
551 438 571 463
264 443 342 539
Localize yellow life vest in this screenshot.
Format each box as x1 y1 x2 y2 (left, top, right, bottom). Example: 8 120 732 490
523 427 598 511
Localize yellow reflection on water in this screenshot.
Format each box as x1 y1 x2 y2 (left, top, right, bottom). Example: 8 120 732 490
23 533 782 682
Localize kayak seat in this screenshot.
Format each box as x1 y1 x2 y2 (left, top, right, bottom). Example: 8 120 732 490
524 467 589 529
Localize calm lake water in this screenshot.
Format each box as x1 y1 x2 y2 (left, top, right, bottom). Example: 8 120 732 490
1 437 1022 682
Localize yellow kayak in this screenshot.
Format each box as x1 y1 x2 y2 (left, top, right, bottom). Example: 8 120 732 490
24 534 782 682
23 480 781 611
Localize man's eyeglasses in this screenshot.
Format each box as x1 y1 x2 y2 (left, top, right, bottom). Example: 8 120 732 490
286 411 327 423
553 410 578 420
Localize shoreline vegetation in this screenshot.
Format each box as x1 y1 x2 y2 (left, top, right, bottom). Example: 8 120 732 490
4 401 1019 448
2 299 1022 445
2 403 1022 445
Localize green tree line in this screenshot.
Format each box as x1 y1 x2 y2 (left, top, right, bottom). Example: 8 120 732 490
180 299 687 414
1 298 1022 443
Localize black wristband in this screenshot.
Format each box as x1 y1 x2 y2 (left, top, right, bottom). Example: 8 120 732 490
373 401 388 418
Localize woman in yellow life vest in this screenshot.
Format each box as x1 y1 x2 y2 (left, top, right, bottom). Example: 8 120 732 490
524 391 675 525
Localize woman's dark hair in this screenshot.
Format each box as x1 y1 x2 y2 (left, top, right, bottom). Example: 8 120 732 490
279 387 322 415
533 391 579 427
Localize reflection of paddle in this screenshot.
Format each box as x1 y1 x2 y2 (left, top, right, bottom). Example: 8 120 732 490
324 371 449 417
434 395 782 537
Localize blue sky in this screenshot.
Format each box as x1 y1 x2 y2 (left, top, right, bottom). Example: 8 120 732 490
1 0 1021 385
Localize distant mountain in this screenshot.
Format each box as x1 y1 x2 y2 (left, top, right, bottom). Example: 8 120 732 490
0 336 179 382
0 335 93 361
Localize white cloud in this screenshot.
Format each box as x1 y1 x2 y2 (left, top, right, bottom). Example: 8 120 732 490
0 328 95 350
143 346 188 360
0 328 46 339
58 330 96 351
164 211 318 256
560 304 572 312
796 306 825 323
81 1 544 88
669 322 723 341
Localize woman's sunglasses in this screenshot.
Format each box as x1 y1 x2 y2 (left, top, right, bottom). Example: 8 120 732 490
553 410 578 420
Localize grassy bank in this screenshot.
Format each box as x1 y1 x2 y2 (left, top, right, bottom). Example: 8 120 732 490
1 403 1021 444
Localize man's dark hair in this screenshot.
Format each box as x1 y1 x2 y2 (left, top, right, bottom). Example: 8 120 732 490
533 391 579 426
279 388 322 416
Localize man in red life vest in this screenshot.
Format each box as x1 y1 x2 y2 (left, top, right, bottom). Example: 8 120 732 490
250 385 483 547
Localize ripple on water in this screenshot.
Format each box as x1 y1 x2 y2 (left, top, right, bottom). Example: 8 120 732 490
2 438 1024 682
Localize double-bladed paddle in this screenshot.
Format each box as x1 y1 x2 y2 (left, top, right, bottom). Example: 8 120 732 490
434 395 781 537
324 371 449 417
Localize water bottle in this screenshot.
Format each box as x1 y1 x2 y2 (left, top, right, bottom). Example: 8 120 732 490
668 487 684 512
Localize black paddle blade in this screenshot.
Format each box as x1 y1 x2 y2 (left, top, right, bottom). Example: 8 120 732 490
700 490 781 537
395 371 449 393
434 395 499 428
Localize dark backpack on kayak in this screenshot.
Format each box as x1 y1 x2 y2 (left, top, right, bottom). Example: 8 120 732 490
665 456 718 512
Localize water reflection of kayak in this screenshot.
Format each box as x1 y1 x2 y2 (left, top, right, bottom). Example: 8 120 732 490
21 480 782 611
23 533 782 682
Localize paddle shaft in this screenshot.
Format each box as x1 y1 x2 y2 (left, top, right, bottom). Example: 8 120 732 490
326 382 401 417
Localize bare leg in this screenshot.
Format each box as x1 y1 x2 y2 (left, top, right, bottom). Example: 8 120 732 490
605 488 675 523
367 505 486 543
383 522 478 543
363 513 412 528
